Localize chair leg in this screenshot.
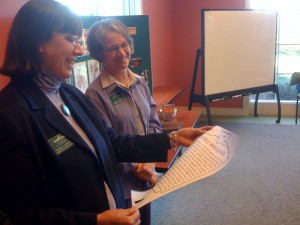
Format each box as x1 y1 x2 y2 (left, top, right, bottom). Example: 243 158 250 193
296 96 299 125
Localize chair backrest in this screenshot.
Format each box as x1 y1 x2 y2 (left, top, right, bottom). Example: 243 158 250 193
290 72 300 86
296 83 300 94
290 72 300 94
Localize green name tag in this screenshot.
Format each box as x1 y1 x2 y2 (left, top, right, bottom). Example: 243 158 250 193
109 94 124 105
48 134 74 155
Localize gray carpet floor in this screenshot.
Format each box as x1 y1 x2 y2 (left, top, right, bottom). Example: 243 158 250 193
151 122 300 225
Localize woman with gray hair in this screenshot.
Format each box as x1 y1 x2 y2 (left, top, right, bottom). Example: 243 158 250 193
85 18 161 225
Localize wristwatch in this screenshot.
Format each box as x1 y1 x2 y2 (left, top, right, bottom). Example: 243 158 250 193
168 131 178 149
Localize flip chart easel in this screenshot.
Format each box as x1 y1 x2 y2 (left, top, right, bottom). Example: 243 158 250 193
188 10 281 125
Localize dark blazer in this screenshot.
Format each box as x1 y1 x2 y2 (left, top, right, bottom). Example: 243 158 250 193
0 78 169 225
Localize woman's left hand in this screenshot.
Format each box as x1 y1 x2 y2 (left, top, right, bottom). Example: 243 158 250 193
134 163 158 185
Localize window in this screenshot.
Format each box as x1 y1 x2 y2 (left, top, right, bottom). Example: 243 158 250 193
57 0 142 16
247 0 300 101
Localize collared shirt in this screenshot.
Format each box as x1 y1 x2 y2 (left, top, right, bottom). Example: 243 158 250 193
101 69 146 135
86 68 161 136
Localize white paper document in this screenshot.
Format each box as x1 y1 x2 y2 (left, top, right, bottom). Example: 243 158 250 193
133 126 239 209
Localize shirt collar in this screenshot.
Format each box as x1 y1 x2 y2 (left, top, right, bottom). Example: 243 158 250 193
100 68 139 89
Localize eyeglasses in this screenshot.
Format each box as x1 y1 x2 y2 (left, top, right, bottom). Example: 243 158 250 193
104 42 130 54
52 32 82 46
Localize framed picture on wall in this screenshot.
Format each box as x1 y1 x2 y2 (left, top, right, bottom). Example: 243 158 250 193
130 38 135 54
87 59 100 84
81 29 90 55
73 61 89 93
65 76 74 86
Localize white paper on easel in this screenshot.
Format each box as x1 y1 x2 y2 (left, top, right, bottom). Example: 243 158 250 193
133 126 239 209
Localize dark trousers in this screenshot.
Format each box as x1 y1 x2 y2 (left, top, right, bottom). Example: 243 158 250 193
139 203 151 225
125 199 151 225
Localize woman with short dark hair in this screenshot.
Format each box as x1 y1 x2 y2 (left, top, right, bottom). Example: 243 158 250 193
0 1 210 224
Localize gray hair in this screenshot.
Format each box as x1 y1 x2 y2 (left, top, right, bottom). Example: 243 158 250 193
87 18 132 62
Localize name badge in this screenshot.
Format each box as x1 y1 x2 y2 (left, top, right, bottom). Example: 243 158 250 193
48 134 74 155
109 93 124 105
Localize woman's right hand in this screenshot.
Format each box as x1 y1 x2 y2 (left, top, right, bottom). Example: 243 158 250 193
175 126 213 147
97 206 140 225
134 163 158 185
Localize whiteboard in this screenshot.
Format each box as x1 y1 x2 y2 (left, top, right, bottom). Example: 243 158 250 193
203 10 277 96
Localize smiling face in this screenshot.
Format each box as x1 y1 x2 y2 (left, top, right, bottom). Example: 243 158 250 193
102 31 131 75
39 32 84 80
